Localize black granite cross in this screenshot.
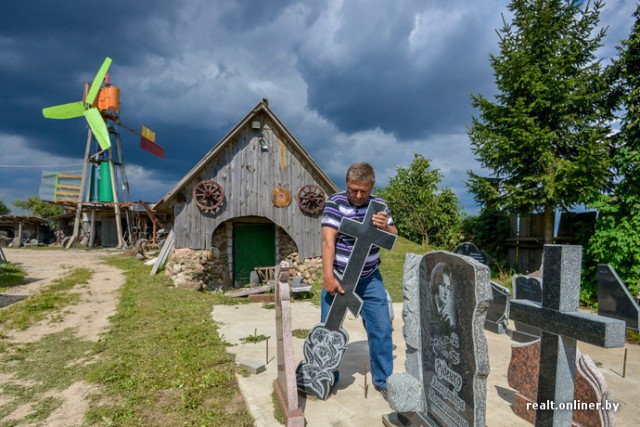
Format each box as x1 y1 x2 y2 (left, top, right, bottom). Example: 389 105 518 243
509 245 625 426
324 200 397 330
296 200 396 399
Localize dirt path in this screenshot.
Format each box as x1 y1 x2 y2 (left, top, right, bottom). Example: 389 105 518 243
1 248 125 426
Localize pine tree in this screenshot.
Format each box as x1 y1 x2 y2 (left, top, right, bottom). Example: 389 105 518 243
467 0 614 243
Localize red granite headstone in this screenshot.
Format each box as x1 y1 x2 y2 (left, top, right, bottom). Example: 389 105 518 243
507 339 615 426
274 261 304 427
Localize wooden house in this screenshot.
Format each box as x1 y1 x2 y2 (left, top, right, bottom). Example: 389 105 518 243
155 100 338 287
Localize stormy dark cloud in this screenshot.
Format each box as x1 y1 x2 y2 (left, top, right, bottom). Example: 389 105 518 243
0 0 635 215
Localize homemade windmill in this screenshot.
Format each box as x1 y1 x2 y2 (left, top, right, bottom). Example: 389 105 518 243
42 56 163 248
43 57 113 151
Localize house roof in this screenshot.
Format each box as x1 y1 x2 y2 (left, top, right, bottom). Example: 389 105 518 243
155 99 338 210
0 215 49 226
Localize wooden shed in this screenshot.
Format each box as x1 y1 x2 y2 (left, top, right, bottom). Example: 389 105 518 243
155 100 338 287
0 215 52 246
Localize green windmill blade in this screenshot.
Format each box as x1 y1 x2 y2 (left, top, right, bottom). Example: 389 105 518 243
42 101 85 119
84 107 111 150
86 57 112 105
42 57 113 151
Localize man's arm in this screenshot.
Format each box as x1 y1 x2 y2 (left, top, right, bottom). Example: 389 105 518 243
322 226 344 296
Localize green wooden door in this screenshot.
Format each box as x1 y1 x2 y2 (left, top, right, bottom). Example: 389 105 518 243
233 223 275 287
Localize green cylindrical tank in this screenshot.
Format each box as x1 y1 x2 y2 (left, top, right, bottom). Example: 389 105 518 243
99 162 114 202
89 165 98 202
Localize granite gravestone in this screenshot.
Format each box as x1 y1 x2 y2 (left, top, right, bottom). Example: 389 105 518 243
485 282 511 334
508 245 625 427
508 339 616 427
513 275 543 302
453 242 491 266
512 275 543 341
597 264 639 330
385 251 492 427
274 261 304 427
296 201 396 400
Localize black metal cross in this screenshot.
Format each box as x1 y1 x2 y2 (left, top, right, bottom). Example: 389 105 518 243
324 200 397 330
509 245 625 426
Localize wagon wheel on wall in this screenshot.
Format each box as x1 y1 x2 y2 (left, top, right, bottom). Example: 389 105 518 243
297 184 326 214
193 179 225 212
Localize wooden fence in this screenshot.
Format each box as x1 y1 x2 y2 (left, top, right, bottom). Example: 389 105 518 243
504 211 597 274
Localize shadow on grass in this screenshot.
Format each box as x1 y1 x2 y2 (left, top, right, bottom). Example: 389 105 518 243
0 262 28 290
0 294 27 309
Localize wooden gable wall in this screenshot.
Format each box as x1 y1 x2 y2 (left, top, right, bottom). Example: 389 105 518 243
172 112 333 260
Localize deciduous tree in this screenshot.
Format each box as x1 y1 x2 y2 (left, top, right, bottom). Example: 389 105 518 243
0 199 10 215
13 196 63 218
377 153 462 249
588 4 640 297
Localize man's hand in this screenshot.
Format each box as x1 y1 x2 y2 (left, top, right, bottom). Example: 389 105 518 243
372 211 389 230
323 275 345 296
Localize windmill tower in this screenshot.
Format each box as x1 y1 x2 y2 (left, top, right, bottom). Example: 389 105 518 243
42 57 163 248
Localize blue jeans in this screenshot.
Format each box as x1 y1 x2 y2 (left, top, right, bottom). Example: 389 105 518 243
321 269 393 390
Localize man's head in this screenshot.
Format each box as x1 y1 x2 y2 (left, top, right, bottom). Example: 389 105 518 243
345 162 375 207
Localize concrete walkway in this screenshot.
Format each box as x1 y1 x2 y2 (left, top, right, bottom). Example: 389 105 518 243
212 301 639 427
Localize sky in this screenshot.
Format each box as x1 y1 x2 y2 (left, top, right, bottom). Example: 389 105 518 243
0 0 636 215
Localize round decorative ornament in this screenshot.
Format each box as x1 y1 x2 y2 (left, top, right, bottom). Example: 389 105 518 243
297 184 326 214
193 179 225 212
272 187 292 207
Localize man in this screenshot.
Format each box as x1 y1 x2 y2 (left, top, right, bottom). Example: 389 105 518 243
321 162 398 395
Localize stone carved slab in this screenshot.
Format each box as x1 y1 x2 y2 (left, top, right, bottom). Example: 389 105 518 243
512 275 543 341
387 251 492 427
225 284 272 298
598 264 639 330
485 281 511 334
296 201 396 400
513 275 543 302
453 242 492 266
508 339 615 426
274 261 305 427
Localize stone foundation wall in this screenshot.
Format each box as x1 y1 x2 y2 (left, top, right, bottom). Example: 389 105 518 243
284 252 322 285
278 228 298 261
166 227 322 290
165 248 216 291
278 228 322 285
211 225 231 287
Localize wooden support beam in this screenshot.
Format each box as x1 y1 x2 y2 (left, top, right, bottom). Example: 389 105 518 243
67 129 93 249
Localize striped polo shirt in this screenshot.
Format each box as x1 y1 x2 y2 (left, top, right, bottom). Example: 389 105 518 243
322 191 395 278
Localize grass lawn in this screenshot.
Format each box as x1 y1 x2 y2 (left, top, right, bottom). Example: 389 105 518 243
0 262 27 291
0 267 91 330
85 256 254 426
0 238 425 426
0 255 254 427
380 236 428 303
